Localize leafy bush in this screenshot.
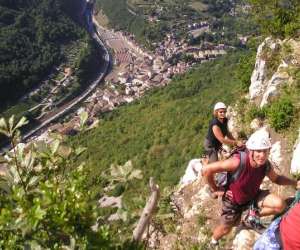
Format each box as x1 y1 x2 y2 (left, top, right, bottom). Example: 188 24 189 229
0 116 113 248
267 98 294 131
0 116 143 249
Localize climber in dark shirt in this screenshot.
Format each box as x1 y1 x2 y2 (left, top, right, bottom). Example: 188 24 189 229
204 102 243 163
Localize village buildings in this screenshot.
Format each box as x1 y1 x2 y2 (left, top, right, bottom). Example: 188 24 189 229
73 22 230 123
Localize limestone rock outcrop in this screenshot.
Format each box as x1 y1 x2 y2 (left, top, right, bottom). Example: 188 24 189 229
249 38 300 107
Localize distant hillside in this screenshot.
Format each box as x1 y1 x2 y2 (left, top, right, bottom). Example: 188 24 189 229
0 0 87 108
95 0 257 48
94 0 149 45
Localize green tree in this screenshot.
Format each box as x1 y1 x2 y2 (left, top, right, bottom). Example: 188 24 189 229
248 0 300 38
0 0 95 108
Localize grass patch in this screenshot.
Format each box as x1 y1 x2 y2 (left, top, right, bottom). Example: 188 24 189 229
189 1 208 12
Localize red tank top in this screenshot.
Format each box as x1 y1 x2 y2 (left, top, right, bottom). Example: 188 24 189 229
229 152 268 205
280 203 300 250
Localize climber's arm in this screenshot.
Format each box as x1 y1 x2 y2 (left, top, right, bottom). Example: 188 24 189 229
202 157 240 192
267 168 298 188
212 125 236 146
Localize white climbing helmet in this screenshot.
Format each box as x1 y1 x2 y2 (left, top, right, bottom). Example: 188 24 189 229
214 102 227 111
246 130 272 150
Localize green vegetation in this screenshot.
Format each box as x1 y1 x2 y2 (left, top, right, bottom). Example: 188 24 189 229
246 105 267 121
72 52 245 187
1 0 299 247
267 96 295 132
248 0 300 38
96 0 257 48
202 0 234 18
0 116 144 249
0 0 100 110
242 84 299 134
0 117 110 248
0 99 36 121
189 1 208 12
75 37 104 86
261 44 282 80
234 49 256 91
95 0 149 45
239 40 300 135
0 37 102 121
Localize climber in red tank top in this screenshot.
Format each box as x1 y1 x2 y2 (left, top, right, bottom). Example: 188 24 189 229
280 202 300 249
202 129 300 247
229 152 268 205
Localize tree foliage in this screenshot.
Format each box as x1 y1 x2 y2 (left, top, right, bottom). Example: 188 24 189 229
75 37 103 86
202 0 234 18
0 0 85 108
248 0 300 38
0 116 143 248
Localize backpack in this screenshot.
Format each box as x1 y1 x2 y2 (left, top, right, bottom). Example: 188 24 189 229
215 150 247 189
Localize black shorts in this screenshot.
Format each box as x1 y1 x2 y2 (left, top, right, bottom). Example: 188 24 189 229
203 138 218 163
220 190 270 226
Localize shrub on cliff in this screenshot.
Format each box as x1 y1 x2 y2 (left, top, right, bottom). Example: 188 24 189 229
267 97 294 131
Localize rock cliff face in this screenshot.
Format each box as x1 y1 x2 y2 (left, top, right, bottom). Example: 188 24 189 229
156 38 300 250
248 38 298 107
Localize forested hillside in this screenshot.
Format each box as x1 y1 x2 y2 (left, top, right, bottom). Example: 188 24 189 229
0 0 88 108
